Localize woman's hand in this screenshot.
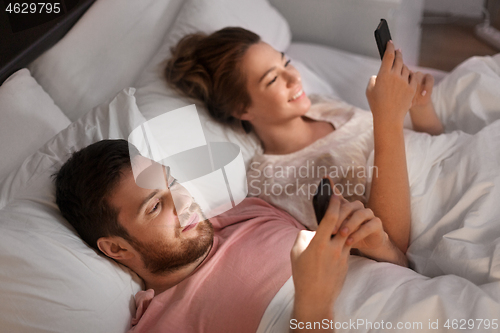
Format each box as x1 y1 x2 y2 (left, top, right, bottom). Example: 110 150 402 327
410 72 434 110
408 72 444 135
366 41 418 128
336 201 387 252
333 185 408 267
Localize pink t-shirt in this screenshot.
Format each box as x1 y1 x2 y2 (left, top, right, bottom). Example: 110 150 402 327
128 197 306 333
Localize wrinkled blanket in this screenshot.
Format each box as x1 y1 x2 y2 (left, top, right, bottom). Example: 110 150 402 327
258 54 500 333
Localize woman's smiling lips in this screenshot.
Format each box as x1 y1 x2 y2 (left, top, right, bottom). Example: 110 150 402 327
289 89 304 102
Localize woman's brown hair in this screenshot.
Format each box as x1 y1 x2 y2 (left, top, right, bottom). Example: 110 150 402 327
165 27 261 133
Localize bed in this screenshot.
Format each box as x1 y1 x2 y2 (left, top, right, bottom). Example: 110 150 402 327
0 0 499 332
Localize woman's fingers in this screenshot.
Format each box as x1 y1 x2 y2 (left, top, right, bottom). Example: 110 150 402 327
402 65 410 81
409 69 419 91
338 208 375 238
380 41 395 73
345 217 383 246
392 49 404 74
414 71 424 92
422 74 435 95
337 200 364 229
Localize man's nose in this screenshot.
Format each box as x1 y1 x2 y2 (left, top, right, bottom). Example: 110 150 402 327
171 185 193 217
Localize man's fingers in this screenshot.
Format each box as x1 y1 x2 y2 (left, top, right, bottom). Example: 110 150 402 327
315 192 341 241
380 41 395 73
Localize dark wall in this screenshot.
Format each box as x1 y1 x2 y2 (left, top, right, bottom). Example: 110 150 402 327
0 0 96 84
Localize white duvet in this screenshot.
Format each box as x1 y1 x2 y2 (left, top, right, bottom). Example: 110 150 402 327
257 54 500 333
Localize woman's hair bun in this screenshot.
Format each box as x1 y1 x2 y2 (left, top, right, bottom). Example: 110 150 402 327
165 27 261 132
166 33 212 104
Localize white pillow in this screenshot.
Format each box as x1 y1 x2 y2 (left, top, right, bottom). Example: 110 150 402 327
0 89 145 333
0 69 70 184
162 0 291 55
28 0 185 121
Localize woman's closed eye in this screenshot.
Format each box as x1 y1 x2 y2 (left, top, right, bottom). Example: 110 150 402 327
266 59 292 86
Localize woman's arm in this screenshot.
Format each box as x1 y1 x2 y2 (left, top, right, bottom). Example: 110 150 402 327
333 194 408 267
365 42 415 253
409 72 444 135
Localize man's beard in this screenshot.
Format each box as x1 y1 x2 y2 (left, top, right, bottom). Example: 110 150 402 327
129 206 214 275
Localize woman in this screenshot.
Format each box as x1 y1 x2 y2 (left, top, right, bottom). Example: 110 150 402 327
165 27 443 254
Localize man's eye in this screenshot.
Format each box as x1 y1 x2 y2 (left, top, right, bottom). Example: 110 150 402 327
150 202 160 214
284 59 291 67
267 76 277 86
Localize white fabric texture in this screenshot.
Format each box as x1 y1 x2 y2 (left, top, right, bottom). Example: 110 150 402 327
0 69 70 183
247 96 373 230
28 0 185 121
432 54 500 134
134 0 317 168
257 54 500 332
0 89 145 333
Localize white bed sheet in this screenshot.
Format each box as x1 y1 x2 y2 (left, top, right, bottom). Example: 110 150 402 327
257 54 500 332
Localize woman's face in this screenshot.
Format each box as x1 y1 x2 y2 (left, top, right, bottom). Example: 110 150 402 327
239 42 311 126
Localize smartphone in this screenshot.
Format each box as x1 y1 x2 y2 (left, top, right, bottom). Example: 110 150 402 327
312 178 333 224
374 19 392 60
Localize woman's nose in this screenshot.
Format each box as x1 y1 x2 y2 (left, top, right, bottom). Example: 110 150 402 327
285 69 300 87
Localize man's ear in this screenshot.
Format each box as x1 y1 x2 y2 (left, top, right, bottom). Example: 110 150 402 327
97 236 135 261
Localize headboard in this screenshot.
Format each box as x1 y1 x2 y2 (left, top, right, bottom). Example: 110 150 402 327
0 0 96 84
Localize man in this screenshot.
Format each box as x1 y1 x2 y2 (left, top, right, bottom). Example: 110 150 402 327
55 139 407 333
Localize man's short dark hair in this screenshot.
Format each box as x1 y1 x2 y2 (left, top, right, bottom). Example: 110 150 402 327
54 139 134 253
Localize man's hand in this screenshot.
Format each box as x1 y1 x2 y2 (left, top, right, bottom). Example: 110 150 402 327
366 41 417 128
290 191 352 332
